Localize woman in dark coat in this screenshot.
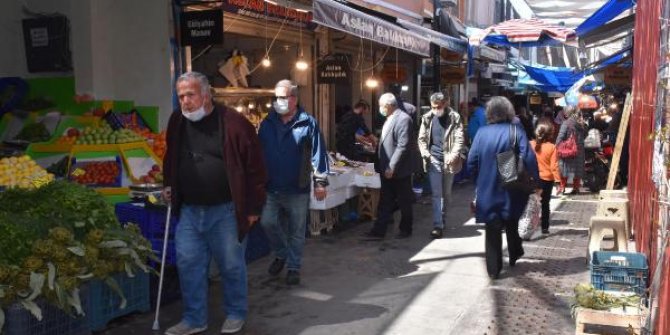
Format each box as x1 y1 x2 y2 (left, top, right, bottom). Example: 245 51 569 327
467 96 540 279
556 106 587 194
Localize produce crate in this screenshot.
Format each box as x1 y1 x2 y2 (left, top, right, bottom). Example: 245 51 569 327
68 156 123 188
2 291 90 335
115 202 178 267
591 251 649 295
84 271 150 331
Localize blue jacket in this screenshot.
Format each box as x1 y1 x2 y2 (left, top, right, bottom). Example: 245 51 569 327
467 123 539 224
258 107 329 194
467 106 487 142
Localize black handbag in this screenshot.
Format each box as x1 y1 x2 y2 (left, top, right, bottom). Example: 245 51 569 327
496 124 535 194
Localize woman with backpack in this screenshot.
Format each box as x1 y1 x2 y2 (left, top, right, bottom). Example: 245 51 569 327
530 120 561 234
555 106 587 195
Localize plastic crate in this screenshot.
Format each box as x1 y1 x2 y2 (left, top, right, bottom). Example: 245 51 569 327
2 290 90 335
150 238 177 267
84 271 150 331
68 156 123 188
115 202 178 240
246 224 271 263
591 251 649 295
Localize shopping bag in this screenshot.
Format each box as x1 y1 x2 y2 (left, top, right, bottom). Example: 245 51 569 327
518 194 541 240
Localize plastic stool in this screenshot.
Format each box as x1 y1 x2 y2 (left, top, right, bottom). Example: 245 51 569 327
358 188 380 220
598 189 628 200
587 216 628 261
596 198 630 239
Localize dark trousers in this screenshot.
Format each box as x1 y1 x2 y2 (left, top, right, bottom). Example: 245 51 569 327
539 179 554 231
485 219 524 277
372 176 413 235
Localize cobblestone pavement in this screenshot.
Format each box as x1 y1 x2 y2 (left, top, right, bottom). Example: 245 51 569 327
101 184 597 335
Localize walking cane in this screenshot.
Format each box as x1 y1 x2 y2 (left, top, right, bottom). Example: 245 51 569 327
152 203 172 331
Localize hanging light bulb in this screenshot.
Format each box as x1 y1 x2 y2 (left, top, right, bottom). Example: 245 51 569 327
401 85 409 92
261 57 271 67
296 57 309 71
235 105 244 112
365 77 379 89
248 102 256 109
265 102 272 109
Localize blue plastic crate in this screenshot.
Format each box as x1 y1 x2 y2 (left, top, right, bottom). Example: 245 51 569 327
115 202 178 240
3 290 90 335
84 271 150 331
150 238 177 267
591 251 649 295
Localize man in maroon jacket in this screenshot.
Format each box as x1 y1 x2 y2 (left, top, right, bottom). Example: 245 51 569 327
162 72 267 335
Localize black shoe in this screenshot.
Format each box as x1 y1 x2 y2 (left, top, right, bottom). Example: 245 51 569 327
361 231 384 241
268 258 285 276
286 270 300 285
541 229 550 235
430 228 443 239
395 231 412 239
488 272 500 280
509 251 525 267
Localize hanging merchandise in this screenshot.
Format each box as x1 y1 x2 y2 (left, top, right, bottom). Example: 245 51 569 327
218 49 250 88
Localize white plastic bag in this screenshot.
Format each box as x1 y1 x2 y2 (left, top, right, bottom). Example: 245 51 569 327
518 193 541 240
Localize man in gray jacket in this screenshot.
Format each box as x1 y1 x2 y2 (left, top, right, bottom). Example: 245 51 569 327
363 93 415 240
418 92 466 239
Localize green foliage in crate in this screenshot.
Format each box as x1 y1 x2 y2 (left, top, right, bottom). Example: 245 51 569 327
0 181 157 332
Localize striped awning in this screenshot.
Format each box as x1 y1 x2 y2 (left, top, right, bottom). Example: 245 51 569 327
469 18 577 47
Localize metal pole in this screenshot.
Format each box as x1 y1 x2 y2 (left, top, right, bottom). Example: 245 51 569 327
432 0 441 93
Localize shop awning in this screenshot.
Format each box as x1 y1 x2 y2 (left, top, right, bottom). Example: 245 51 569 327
581 13 635 47
312 0 431 57
575 0 636 36
469 18 577 48
397 19 467 54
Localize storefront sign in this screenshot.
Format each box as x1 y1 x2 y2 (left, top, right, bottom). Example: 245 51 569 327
441 66 465 84
180 10 223 46
317 55 350 84
222 0 316 30
313 0 430 57
604 67 632 86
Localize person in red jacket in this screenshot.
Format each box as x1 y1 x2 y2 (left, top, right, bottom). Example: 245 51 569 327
530 119 561 234
162 72 267 335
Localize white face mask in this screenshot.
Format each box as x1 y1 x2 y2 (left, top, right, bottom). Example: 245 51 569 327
182 105 207 122
432 107 444 117
273 98 290 115
379 106 387 117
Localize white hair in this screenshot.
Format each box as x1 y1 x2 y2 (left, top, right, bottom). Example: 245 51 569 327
177 71 211 96
275 79 299 96
378 93 398 107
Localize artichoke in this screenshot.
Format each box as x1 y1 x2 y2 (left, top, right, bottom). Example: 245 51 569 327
86 229 105 245
49 227 74 244
22 256 44 272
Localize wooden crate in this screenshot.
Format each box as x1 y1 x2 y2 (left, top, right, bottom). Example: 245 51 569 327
574 307 646 335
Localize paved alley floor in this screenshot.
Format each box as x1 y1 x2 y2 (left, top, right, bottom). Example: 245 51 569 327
102 183 598 335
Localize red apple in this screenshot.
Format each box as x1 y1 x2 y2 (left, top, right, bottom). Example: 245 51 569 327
67 128 80 137
152 164 161 172
148 170 158 178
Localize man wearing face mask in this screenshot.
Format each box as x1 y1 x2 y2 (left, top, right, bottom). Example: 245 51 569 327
417 92 466 239
258 79 329 285
162 72 268 335
362 93 414 240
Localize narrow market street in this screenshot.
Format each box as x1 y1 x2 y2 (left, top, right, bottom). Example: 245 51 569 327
101 183 596 335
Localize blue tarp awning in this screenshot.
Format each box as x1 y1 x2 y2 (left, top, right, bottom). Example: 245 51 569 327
521 47 632 93
575 0 636 36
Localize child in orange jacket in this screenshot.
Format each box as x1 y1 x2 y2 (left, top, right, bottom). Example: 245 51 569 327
530 119 561 234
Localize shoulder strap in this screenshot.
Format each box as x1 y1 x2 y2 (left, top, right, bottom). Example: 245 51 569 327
509 123 518 151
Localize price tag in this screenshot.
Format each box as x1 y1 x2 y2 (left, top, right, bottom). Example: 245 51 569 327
71 168 86 177
31 175 51 188
101 100 113 112
147 194 159 205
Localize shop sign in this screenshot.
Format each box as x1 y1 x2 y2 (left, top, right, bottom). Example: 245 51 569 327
222 0 317 30
180 10 223 46
317 55 350 84
604 67 632 86
441 66 465 84
313 0 430 57
478 45 506 63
